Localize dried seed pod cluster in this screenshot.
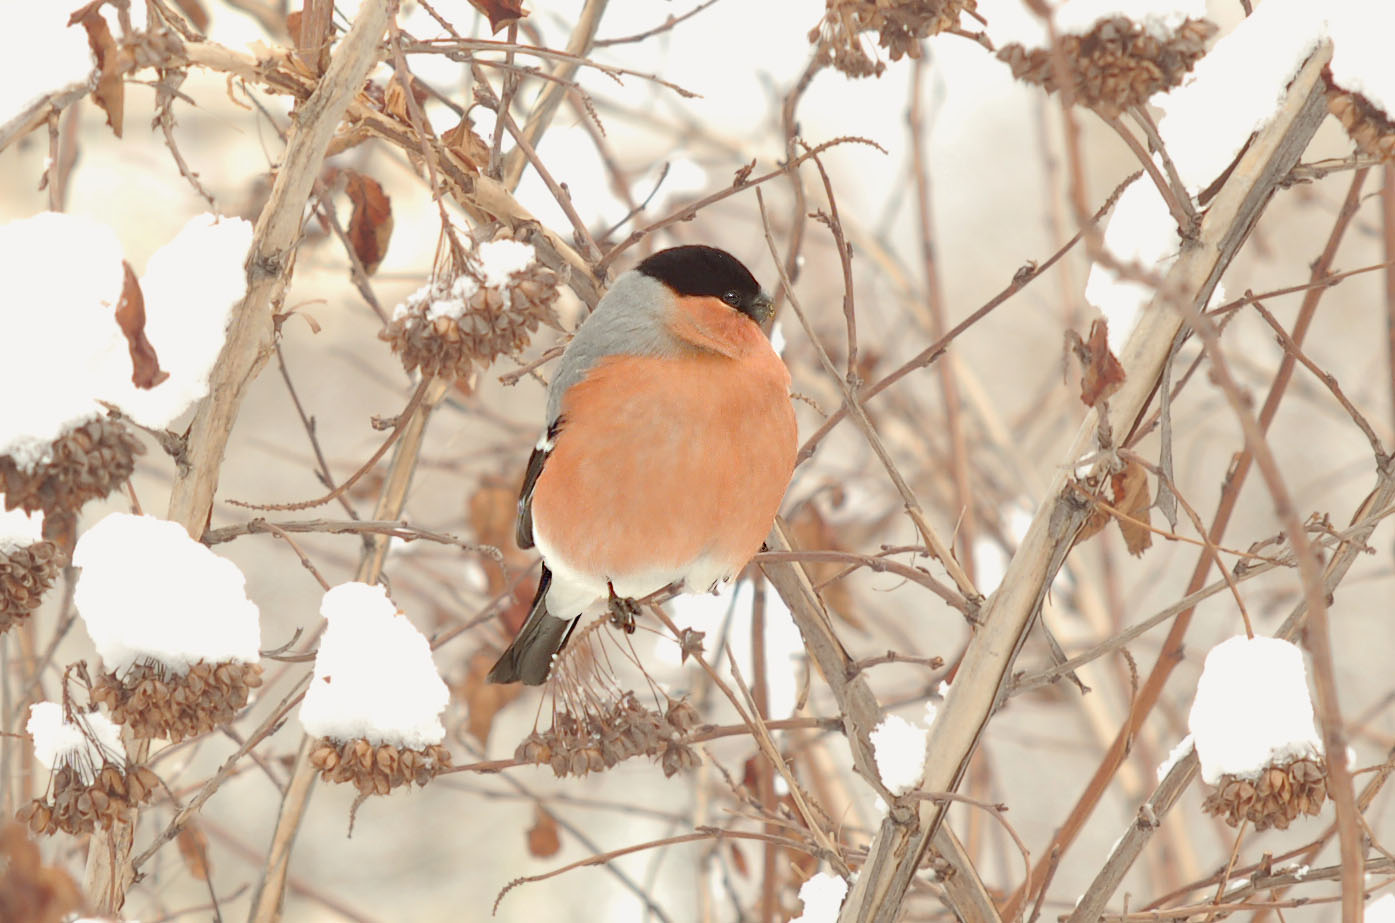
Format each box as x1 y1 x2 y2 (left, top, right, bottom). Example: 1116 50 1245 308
0 417 143 518
16 763 160 837
308 736 453 795
92 659 264 742
1326 85 1395 161
515 693 701 779
382 236 560 381
810 0 976 77
998 17 1216 116
1202 756 1328 831
0 539 63 634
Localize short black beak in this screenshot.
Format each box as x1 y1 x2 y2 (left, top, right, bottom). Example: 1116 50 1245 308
750 292 774 325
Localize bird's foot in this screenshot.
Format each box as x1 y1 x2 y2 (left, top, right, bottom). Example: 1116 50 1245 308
607 584 641 634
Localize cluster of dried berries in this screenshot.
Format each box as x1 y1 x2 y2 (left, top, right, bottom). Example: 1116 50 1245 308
1202 756 1328 831
0 822 84 922
810 0 976 77
515 693 701 779
998 17 1216 117
0 417 143 518
1326 84 1395 161
308 736 453 795
16 762 160 837
0 540 63 635
381 236 561 381
92 659 263 742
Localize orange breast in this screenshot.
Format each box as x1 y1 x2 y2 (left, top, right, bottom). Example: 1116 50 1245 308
530 344 796 585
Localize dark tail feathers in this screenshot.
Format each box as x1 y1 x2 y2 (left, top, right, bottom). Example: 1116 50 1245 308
486 567 577 685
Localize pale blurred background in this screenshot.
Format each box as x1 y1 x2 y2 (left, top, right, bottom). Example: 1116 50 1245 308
1 1 1391 921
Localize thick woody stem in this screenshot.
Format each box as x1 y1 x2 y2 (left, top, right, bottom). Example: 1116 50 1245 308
83 2 394 913
839 47 1332 923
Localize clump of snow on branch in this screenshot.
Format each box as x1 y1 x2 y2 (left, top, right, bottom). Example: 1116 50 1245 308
107 213 254 429
0 6 94 130
393 238 539 323
0 213 127 468
790 871 850 923
1156 0 1323 194
299 582 450 750
0 507 44 554
1156 733 1195 782
1188 635 1322 785
26 702 126 786
0 211 251 469
871 712 931 796
1327 2 1395 116
978 0 1207 51
73 513 261 675
1083 175 1176 348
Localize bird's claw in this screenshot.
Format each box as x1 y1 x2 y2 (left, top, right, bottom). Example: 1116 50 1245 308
607 584 641 634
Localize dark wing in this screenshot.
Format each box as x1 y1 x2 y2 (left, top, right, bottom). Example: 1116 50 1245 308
515 417 563 550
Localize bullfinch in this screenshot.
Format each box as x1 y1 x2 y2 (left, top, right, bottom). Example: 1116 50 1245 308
487 245 797 685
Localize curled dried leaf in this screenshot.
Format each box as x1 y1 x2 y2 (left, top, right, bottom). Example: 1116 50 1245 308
467 0 529 34
343 170 393 275
526 805 561 858
115 260 169 389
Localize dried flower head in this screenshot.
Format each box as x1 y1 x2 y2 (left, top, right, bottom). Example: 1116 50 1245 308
514 690 701 779
17 763 161 837
382 233 560 381
309 736 453 795
0 539 63 635
510 620 703 778
0 416 143 518
1202 756 1328 831
810 0 977 77
998 16 1216 117
18 704 160 837
1326 84 1395 161
92 658 264 742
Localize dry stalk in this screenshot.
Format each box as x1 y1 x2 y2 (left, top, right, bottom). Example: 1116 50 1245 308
82 1 394 912
1018 107 1371 920
840 46 1333 923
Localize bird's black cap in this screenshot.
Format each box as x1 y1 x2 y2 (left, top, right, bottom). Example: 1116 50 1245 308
637 245 773 323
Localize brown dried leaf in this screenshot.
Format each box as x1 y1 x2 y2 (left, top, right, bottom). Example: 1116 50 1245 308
460 649 521 745
442 117 489 174
1111 459 1153 556
785 503 863 629
114 261 170 389
0 821 84 922
1076 318 1126 407
69 3 125 137
526 804 561 858
728 840 749 878
467 0 529 34
176 820 212 881
343 171 393 275
469 476 526 570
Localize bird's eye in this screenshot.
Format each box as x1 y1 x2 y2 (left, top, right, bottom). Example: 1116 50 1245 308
721 290 741 307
